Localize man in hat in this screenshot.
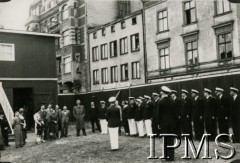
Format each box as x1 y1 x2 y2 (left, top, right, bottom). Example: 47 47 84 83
157 86 176 161
230 87 240 143
191 89 204 141
203 88 217 141
143 95 153 136
152 93 160 136
170 90 182 136
215 87 230 141
135 99 144 137
106 96 121 150
181 89 193 136
73 100 87 136
89 102 101 133
98 101 108 134
126 97 137 136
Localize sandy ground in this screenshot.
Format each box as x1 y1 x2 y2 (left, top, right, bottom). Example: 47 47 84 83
0 123 240 163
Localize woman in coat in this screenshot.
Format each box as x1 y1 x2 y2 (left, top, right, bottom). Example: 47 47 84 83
12 111 24 148
73 100 86 136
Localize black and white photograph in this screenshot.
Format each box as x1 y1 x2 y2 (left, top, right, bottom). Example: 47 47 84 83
0 0 240 162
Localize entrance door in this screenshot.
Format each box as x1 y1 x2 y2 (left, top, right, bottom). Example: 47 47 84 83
13 88 33 129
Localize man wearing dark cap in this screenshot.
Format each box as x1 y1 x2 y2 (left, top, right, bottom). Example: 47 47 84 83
135 99 144 137
157 86 176 161
152 93 160 136
230 87 240 143
215 88 230 141
203 88 217 141
126 97 137 136
89 102 101 133
191 89 204 141
170 90 182 136
181 89 193 136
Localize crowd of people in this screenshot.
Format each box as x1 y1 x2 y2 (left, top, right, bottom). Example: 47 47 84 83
4 85 240 161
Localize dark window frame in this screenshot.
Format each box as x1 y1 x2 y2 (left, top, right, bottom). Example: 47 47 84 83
132 17 137 25
120 63 129 81
185 40 199 66
120 37 128 55
132 61 140 79
130 33 140 52
110 66 118 83
101 67 108 84
93 69 100 85
159 47 171 70
157 9 169 33
217 32 233 61
110 40 118 58
92 46 99 62
183 0 197 25
101 43 108 60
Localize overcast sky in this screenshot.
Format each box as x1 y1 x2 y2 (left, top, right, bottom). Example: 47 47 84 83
0 0 34 30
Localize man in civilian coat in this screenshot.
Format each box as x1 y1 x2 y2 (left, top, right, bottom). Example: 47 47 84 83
157 86 176 161
215 87 230 141
106 97 121 150
181 89 193 137
126 97 137 136
229 87 240 143
0 112 9 146
170 90 182 137
73 100 87 136
152 93 160 136
143 95 153 136
61 106 70 137
203 88 217 141
89 102 101 133
191 89 204 141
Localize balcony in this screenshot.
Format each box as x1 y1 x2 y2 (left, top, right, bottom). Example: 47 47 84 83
25 15 39 26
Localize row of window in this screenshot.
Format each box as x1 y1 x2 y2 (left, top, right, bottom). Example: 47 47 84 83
92 62 140 85
159 32 233 70
93 17 137 39
92 33 140 61
157 0 231 33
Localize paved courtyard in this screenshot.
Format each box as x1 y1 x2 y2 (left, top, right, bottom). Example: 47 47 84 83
1 123 240 163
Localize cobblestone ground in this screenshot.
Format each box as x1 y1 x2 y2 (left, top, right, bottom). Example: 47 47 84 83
1 123 240 163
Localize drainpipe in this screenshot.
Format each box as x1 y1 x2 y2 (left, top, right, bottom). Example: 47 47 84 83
141 1 148 84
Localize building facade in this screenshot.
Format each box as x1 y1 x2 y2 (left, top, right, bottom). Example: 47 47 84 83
0 29 60 129
26 0 143 94
88 10 145 92
145 0 240 86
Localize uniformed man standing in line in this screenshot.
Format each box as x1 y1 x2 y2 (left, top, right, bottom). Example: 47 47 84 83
98 101 108 134
215 87 230 141
106 97 121 151
170 90 181 137
126 97 137 136
135 99 144 137
122 100 130 136
191 89 204 141
157 86 176 161
203 88 217 141
229 87 240 143
152 93 160 136
181 90 193 136
143 95 153 136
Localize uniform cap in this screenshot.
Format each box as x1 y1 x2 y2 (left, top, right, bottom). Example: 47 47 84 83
139 96 144 100
191 89 199 94
215 87 224 92
230 87 239 93
128 97 135 100
144 95 151 99
204 88 212 93
108 97 116 103
136 99 142 103
100 101 105 104
181 89 189 94
152 92 159 96
171 90 177 94
161 86 171 93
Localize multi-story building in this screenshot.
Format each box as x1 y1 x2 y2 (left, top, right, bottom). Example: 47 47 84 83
88 10 145 92
26 0 142 94
144 0 240 90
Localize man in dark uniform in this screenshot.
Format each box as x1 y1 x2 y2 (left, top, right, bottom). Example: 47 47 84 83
203 88 217 141
170 90 181 136
106 97 121 150
0 112 9 146
215 87 230 141
89 102 101 133
229 87 240 143
98 101 108 134
191 89 204 141
152 93 160 136
157 86 176 161
143 95 153 135
126 97 137 136
181 89 192 136
122 100 130 136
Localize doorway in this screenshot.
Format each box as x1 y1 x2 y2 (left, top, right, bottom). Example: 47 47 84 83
13 88 34 130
